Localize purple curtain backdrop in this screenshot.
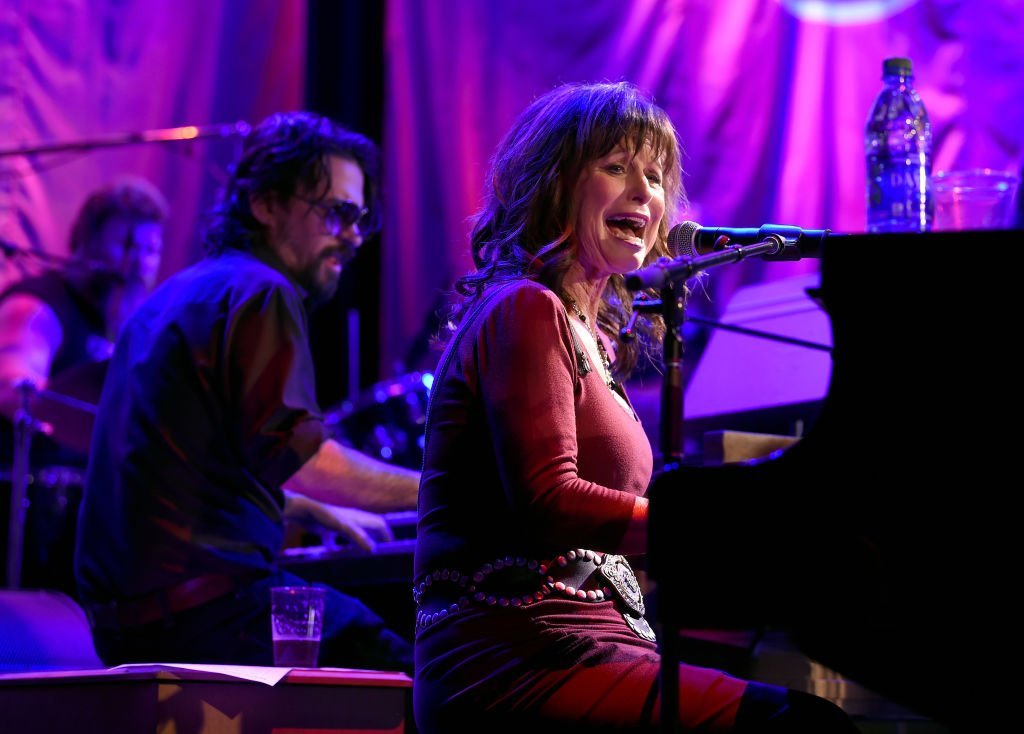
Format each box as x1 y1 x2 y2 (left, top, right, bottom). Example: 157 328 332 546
3 0 1023 387
381 0 1024 377
0 0 306 292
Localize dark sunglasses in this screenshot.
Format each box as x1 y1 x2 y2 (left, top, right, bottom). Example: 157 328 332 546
301 198 377 238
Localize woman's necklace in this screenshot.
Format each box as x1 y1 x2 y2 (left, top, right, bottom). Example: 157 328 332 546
567 299 617 390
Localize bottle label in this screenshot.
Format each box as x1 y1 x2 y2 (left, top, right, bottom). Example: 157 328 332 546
867 154 934 233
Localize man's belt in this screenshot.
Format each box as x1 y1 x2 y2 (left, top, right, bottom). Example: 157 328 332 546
413 549 656 641
84 572 263 629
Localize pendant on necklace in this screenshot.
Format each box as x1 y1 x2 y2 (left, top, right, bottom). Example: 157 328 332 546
567 299 617 390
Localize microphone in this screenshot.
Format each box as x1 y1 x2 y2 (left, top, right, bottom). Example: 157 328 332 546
626 220 843 290
627 220 824 291
668 221 833 260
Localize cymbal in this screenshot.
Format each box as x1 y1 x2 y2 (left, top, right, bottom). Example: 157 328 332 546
30 359 107 456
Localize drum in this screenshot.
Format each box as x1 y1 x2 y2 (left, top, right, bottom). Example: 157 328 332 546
0 463 84 596
324 372 433 470
33 358 107 457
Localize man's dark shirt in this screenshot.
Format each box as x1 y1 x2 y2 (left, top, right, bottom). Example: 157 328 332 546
1 269 109 375
0 270 109 467
74 246 327 604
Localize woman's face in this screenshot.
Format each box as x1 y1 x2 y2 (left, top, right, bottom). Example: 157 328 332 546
573 141 666 278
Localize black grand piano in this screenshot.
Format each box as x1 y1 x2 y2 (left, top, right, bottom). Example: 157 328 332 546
281 230 1013 731
648 229 1017 733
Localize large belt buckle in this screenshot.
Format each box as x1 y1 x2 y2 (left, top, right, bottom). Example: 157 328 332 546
624 613 657 642
600 554 656 641
598 556 655 642
599 554 645 616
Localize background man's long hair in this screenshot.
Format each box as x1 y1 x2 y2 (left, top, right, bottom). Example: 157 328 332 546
203 111 381 255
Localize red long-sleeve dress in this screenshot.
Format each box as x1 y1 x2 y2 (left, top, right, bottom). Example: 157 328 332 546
413 279 750 733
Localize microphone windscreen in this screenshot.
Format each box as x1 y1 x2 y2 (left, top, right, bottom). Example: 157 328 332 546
667 220 700 258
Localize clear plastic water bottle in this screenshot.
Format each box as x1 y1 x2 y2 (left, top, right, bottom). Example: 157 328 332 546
865 57 934 233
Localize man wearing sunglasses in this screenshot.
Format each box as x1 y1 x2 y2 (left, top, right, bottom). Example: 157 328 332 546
74 111 418 673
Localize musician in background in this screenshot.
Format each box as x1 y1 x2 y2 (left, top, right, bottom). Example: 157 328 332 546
74 111 418 673
0 176 168 456
412 81 859 733
0 177 168 595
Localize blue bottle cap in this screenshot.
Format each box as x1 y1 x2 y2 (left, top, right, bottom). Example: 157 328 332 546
882 57 913 77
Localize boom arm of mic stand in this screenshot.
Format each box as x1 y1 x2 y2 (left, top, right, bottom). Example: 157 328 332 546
0 121 253 267
0 121 252 159
625 236 784 291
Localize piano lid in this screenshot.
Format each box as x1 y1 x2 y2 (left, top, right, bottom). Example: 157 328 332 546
647 229 1020 731
628 272 831 460
684 272 831 421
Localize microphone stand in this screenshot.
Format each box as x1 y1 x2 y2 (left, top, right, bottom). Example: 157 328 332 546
626 236 784 734
6 381 37 589
655 277 685 734
626 235 787 467
0 121 251 159
1 121 251 269
1 120 249 589
4 380 97 589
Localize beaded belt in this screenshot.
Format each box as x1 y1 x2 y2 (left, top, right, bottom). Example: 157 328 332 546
413 549 656 641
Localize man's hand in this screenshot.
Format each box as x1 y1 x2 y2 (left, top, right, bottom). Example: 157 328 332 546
284 439 420 512
283 491 394 553
0 294 62 423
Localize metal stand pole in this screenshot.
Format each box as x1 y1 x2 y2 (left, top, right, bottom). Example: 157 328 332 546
6 380 38 588
627 237 786 734
658 277 687 734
